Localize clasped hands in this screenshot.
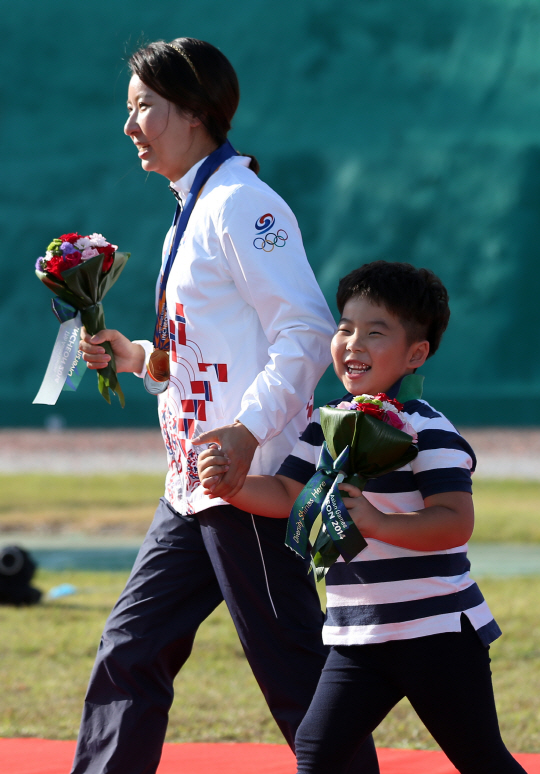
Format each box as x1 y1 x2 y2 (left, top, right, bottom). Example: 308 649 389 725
191 421 259 499
78 326 259 499
197 445 382 535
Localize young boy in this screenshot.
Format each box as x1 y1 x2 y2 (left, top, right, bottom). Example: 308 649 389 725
198 261 525 774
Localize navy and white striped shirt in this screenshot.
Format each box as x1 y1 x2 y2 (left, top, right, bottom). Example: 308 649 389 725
278 394 501 647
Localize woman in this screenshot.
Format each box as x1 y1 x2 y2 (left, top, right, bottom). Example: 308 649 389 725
71 38 379 774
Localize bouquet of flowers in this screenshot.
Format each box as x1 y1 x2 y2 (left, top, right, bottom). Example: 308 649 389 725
33 232 129 407
285 375 423 580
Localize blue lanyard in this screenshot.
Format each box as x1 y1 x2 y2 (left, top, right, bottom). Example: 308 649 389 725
152 140 239 350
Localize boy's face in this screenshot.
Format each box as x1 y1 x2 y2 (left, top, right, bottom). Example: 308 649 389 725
331 296 429 396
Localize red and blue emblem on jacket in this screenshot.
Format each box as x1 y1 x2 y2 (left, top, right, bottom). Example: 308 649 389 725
253 212 288 252
255 213 275 234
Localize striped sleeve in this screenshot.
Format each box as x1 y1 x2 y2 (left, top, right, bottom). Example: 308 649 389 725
276 408 322 484
406 400 476 498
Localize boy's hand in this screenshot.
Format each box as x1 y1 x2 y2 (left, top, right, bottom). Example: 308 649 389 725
338 482 382 539
192 422 259 499
197 446 230 497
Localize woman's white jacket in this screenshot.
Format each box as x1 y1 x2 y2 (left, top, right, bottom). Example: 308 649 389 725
136 155 335 514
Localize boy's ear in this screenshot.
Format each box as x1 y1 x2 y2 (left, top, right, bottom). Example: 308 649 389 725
409 340 430 369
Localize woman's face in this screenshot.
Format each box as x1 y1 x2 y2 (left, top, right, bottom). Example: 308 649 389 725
125 75 201 182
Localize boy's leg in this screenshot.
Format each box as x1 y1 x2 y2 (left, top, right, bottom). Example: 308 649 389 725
198 507 380 773
294 644 401 774
70 498 224 774
401 616 526 774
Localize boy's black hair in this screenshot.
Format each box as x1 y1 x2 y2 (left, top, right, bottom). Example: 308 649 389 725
336 261 450 358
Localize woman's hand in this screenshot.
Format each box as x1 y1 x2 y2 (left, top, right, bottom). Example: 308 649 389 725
197 446 230 497
338 483 382 539
79 327 145 374
192 422 259 499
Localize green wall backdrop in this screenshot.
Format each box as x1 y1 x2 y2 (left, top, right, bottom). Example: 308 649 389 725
3 0 540 428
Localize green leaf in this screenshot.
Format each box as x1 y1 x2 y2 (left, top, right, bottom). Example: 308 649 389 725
396 373 424 403
320 408 418 479
312 529 340 582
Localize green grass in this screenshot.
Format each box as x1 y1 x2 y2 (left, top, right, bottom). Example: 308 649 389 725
0 571 539 752
1 474 540 543
0 474 164 535
0 475 539 749
0 570 280 744
374 576 540 753
471 479 540 543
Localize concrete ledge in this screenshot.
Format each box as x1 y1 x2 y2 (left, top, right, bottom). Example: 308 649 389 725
1 428 540 478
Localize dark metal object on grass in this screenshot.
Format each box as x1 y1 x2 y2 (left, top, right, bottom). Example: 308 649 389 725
0 545 42 605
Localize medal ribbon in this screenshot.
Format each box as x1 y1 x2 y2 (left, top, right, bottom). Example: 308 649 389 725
152 140 239 353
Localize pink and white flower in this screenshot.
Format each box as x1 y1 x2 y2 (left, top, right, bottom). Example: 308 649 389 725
75 237 92 250
81 247 100 260
88 233 110 247
336 393 418 442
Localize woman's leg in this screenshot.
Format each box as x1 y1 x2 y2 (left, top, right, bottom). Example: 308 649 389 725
70 498 224 774
401 616 526 774
199 508 380 772
294 644 402 774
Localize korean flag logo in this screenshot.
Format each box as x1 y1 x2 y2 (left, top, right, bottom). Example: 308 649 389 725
255 213 275 234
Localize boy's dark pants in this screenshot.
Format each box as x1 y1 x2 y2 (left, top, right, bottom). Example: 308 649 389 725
70 498 378 774
295 616 526 774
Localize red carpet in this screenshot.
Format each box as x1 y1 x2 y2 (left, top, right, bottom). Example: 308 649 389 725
1 738 539 773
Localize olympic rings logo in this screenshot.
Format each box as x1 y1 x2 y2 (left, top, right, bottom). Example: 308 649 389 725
253 229 289 252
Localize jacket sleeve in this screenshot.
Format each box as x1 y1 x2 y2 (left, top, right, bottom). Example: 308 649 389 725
217 184 335 445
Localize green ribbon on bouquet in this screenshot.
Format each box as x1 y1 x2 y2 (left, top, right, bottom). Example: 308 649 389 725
285 374 424 581
285 443 368 566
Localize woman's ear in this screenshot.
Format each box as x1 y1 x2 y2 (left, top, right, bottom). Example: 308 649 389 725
185 110 204 129
409 340 430 369
176 107 204 129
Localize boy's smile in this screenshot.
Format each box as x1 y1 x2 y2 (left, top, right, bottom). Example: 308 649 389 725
331 296 429 396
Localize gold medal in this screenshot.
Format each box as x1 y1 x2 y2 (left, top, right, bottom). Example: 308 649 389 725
147 349 170 383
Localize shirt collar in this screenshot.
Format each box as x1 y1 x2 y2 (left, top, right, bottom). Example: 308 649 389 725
169 154 250 204
169 155 208 204
387 376 405 400
343 374 411 403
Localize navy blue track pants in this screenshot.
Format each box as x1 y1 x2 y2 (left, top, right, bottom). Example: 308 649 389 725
295 616 525 774
70 498 378 774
